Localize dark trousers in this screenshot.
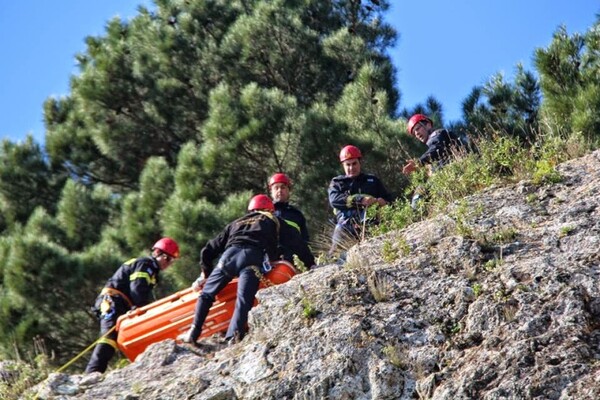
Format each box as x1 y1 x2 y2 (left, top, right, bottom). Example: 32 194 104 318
190 246 262 341
329 221 360 255
85 296 127 373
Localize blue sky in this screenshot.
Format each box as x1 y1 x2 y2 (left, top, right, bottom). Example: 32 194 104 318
1 1 598 144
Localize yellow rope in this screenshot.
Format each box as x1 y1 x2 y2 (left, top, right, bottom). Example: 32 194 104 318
55 325 117 374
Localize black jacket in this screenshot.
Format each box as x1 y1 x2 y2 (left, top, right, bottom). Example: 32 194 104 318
200 211 280 277
328 173 394 225
278 220 315 268
419 129 463 170
274 201 315 266
274 201 310 243
104 256 160 307
200 211 315 276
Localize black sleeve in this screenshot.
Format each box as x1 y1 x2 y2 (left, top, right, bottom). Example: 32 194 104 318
299 213 310 243
200 226 229 277
419 130 454 165
289 207 310 243
279 221 315 269
328 178 345 209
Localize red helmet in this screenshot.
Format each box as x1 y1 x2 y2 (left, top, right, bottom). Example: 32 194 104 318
248 194 275 212
339 145 362 162
268 173 291 188
407 114 432 135
152 237 180 258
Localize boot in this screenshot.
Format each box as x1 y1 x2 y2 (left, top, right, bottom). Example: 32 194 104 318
225 330 243 347
177 325 200 344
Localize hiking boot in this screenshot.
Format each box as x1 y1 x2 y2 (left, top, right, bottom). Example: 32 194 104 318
225 331 243 347
79 371 103 387
177 325 200 344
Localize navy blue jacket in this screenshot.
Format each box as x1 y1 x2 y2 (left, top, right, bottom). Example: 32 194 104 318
419 129 464 170
274 201 314 265
104 256 160 307
328 173 393 225
278 219 315 268
274 202 309 243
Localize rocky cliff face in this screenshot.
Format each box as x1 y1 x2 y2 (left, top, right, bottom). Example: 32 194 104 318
32 150 600 400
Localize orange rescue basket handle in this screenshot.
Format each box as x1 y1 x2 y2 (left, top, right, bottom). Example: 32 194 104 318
116 288 198 332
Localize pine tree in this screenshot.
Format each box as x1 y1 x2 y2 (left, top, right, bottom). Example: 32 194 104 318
121 157 174 251
0 234 95 365
535 19 600 143
56 180 113 251
460 65 541 140
0 137 62 230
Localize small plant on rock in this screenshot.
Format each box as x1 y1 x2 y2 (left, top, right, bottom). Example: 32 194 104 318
491 227 518 244
450 323 462 335
472 283 484 297
301 298 318 319
0 337 52 400
370 200 419 236
299 285 318 319
398 236 411 257
451 200 475 238
525 193 538 204
559 225 575 238
532 159 563 185
344 249 363 270
368 272 393 302
484 257 503 271
494 288 510 302
381 240 398 263
502 302 519 322
382 344 407 368
292 254 308 272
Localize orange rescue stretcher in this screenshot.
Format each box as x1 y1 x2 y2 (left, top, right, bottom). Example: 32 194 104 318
115 260 297 361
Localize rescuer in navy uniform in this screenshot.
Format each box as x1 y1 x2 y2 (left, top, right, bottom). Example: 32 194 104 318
85 237 180 374
402 114 469 208
328 145 394 254
268 172 314 267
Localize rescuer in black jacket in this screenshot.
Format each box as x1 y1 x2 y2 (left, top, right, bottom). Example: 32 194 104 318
179 194 313 345
403 113 466 175
402 114 469 208
85 237 180 374
268 172 313 267
328 145 394 255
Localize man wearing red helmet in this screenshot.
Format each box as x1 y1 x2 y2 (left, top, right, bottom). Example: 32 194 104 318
85 237 179 374
328 145 394 255
403 114 465 175
180 194 312 345
403 114 468 208
268 173 313 266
